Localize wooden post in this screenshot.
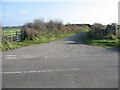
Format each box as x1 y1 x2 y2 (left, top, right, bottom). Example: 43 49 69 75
22 30 24 40
115 23 117 35
16 31 19 41
11 31 13 42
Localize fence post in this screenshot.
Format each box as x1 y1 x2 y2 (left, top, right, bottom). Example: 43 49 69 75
22 30 24 40
16 31 19 41
11 31 13 42
115 23 117 35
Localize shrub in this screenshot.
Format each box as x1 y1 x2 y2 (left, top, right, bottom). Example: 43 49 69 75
21 18 85 40
88 23 106 39
87 23 119 40
117 25 120 39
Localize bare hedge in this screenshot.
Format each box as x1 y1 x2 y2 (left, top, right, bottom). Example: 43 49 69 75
21 18 86 40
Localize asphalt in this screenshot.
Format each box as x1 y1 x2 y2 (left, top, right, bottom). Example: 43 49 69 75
2 33 118 88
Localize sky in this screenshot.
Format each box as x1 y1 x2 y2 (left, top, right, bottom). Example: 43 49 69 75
0 0 119 26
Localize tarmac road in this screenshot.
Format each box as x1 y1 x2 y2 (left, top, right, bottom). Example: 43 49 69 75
2 33 118 88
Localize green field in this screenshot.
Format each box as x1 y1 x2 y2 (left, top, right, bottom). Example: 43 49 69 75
3 28 21 37
3 28 21 31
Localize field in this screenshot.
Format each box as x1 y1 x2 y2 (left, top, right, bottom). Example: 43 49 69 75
3 28 21 37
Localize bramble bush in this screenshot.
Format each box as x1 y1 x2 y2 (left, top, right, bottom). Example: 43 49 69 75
21 18 87 40
117 25 120 39
87 23 118 40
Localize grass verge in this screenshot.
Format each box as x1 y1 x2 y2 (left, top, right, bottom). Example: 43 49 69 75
1 30 89 51
82 35 120 48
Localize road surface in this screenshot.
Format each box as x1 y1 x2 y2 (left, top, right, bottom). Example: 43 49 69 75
2 33 118 88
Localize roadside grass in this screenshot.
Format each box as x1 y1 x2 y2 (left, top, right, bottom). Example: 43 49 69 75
1 30 89 51
82 35 120 48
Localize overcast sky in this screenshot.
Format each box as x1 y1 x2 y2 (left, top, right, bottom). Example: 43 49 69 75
0 0 119 26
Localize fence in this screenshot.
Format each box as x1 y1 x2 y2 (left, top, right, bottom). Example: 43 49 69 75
3 30 22 42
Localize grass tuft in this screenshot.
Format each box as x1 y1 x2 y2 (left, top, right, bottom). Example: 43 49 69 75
82 35 120 48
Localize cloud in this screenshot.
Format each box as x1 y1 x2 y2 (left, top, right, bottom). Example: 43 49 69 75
20 10 28 15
